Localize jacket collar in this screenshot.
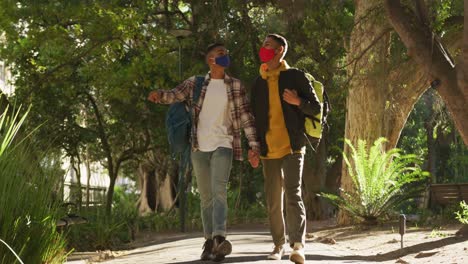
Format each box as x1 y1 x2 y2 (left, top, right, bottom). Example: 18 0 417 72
259 60 290 80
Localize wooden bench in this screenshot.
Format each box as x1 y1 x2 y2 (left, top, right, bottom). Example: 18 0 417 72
430 183 468 207
56 202 88 228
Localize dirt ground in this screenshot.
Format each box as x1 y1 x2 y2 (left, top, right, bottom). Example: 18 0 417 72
308 221 468 264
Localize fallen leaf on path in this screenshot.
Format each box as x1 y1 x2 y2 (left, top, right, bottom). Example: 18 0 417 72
414 251 439 258
321 238 336 244
395 258 409 264
388 238 399 244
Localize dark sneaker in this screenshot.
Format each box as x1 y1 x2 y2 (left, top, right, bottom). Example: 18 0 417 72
200 239 214 261
212 235 232 262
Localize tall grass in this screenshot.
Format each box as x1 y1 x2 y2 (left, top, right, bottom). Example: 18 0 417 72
321 137 429 224
0 105 68 263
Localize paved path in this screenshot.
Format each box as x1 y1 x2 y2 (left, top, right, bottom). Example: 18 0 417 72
92 230 373 264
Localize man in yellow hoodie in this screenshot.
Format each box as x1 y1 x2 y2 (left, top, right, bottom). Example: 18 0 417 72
250 34 322 264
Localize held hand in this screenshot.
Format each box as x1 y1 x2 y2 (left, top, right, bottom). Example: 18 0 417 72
148 91 160 103
283 89 301 106
248 149 260 168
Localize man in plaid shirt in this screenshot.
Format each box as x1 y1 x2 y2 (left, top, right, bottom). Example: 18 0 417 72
148 43 260 262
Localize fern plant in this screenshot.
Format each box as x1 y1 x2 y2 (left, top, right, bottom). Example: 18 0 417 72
321 137 429 225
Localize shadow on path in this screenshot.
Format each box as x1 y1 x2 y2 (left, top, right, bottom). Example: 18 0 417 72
167 236 467 264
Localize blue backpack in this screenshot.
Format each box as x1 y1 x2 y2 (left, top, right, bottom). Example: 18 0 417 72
165 76 205 157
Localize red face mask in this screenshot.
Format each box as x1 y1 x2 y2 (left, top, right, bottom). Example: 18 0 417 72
259 47 276 63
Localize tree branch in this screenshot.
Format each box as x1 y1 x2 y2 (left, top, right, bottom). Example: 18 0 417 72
85 91 115 179
384 0 468 145
43 37 116 80
415 0 430 26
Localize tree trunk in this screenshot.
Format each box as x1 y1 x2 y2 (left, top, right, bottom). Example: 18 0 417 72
303 160 321 220
136 152 176 215
86 92 116 215
462 0 467 92
137 163 153 215
338 0 463 225
384 0 468 145
424 91 436 209
339 0 428 225
71 156 83 210
303 136 327 220
158 171 174 211
424 91 437 182
106 173 117 215
157 156 176 212
340 0 392 225
84 150 91 209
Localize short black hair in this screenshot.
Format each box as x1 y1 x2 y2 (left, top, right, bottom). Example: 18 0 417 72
206 43 225 55
267 33 288 55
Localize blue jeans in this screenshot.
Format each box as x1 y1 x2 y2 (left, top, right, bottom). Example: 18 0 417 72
191 147 233 239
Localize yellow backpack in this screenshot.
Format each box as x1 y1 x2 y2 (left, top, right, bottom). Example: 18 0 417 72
303 73 330 150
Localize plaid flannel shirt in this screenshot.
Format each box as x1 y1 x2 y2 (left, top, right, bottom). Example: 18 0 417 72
157 73 260 161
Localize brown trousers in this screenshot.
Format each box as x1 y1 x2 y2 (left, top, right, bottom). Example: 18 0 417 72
262 153 306 247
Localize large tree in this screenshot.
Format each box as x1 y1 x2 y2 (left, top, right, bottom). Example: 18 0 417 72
339 0 463 224
384 0 467 145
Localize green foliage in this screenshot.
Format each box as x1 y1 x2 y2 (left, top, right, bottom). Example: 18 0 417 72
0 0 356 217
112 186 139 240
227 186 267 224
399 89 468 183
455 201 468 225
321 138 429 224
67 186 138 251
0 105 68 263
67 186 187 251
0 0 462 253
136 213 182 233
66 208 127 251
429 227 449 238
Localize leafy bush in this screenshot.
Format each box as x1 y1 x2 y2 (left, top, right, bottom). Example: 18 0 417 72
67 187 138 251
0 105 69 263
455 201 468 225
321 137 429 225
113 186 139 241
66 208 127 251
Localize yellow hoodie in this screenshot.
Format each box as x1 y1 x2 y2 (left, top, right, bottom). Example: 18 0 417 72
260 61 292 159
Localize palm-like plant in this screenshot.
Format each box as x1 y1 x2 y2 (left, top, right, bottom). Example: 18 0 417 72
321 137 429 225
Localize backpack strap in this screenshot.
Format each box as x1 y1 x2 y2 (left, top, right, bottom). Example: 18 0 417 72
193 76 205 104
187 76 204 144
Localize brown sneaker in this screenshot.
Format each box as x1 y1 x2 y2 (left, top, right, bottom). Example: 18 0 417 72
200 239 214 261
212 235 232 262
267 245 285 260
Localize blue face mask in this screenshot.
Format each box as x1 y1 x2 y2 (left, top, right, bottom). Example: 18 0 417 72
215 55 230 68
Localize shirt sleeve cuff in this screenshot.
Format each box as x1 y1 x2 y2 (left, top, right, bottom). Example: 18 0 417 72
250 143 261 154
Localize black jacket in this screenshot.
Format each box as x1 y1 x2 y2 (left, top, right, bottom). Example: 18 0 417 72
250 68 321 156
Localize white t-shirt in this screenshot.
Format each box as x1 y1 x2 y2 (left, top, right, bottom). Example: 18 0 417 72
197 79 233 151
